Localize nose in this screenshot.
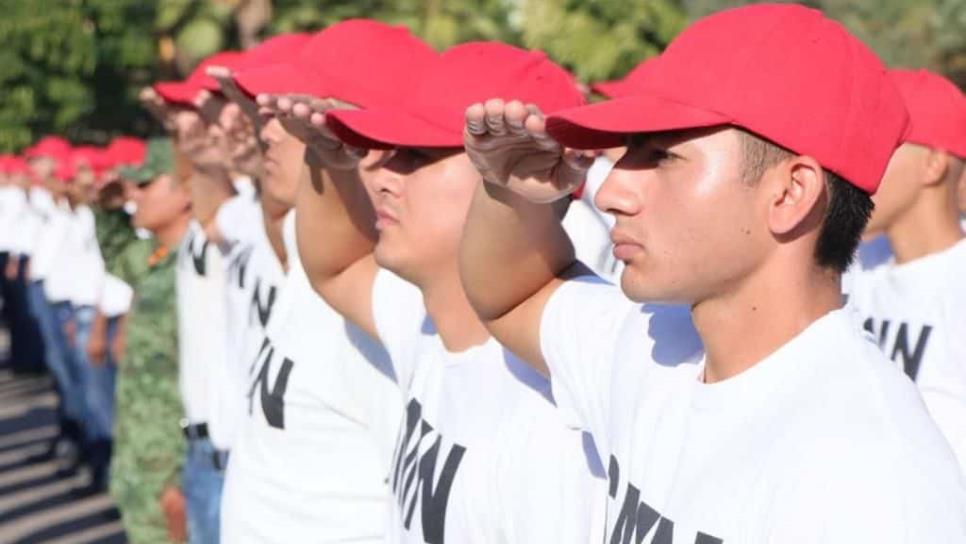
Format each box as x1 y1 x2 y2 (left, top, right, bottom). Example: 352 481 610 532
595 165 642 218
369 160 404 198
259 117 280 145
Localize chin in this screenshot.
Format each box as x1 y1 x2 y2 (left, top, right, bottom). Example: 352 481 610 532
373 241 405 274
619 269 687 305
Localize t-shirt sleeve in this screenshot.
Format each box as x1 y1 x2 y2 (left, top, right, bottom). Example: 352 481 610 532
539 275 636 449
371 267 429 391
215 195 257 247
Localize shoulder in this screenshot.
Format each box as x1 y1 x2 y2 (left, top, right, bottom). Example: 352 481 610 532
776 318 960 481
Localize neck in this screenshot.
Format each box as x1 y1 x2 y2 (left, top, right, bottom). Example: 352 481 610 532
418 265 491 353
188 169 235 226
692 258 841 383
886 189 964 264
154 212 190 250
260 197 290 269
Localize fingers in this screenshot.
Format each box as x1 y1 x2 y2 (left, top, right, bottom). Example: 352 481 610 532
465 103 486 135
465 99 548 139
291 101 312 120
205 65 232 80
484 98 508 136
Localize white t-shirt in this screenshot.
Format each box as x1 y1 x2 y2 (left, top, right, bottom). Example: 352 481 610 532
373 269 606 544
846 238 966 472
542 276 966 543
176 220 230 448
564 156 622 283
30 193 69 282
42 201 82 302
17 187 53 259
215 191 263 249
221 211 402 543
99 274 133 318
218 203 285 450
68 205 107 307
0 186 27 253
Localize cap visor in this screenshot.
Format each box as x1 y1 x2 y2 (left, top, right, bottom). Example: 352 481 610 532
233 63 321 98
590 80 629 99
154 81 201 106
546 94 732 149
327 109 462 150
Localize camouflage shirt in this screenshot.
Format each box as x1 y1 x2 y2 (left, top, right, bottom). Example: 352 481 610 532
110 240 185 537
94 207 145 277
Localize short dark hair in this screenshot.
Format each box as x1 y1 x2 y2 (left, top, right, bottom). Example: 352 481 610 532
737 129 873 273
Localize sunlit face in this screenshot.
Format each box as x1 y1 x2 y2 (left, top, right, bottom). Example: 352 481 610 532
864 144 924 237
28 157 56 182
595 127 769 304
132 174 189 231
259 117 305 210
364 148 478 283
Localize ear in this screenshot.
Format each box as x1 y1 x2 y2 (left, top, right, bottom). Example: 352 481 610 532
921 148 951 187
764 155 825 236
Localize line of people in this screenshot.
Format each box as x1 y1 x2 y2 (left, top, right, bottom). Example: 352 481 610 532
2 4 965 543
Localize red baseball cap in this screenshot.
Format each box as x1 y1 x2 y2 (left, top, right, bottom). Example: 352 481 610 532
0 154 18 174
234 33 311 74
233 19 436 105
591 58 660 99
54 159 76 183
69 146 111 175
889 69 966 160
327 42 585 149
105 136 147 167
546 4 909 194
155 51 246 105
24 136 72 161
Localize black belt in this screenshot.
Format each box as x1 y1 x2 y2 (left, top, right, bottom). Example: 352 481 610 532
182 421 209 440
181 421 230 470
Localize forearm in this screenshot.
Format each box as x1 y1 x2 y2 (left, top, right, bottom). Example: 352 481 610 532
295 150 377 290
187 170 235 227
461 181 576 322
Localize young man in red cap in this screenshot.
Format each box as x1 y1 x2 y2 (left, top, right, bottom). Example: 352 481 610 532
180 37 313 481
460 4 966 542
211 21 430 542
151 50 246 544
273 40 606 543
0 154 43 375
846 69 966 473
21 137 96 468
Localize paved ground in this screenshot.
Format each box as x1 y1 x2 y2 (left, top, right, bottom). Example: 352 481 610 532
0 365 125 544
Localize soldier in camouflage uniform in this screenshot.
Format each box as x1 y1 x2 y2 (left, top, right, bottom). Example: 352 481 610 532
109 138 191 543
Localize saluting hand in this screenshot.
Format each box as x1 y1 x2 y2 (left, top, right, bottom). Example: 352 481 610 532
464 99 592 204
138 87 177 132
256 93 365 171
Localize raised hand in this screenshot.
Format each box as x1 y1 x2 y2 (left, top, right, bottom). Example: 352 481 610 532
464 99 592 204
196 88 260 175
258 93 365 170
139 86 177 132
207 66 262 130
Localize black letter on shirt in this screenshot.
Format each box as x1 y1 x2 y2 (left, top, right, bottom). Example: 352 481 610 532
247 344 293 429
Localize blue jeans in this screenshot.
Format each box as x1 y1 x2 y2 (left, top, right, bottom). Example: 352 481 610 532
183 437 227 544
52 300 92 436
27 282 85 426
83 315 119 442
73 304 115 443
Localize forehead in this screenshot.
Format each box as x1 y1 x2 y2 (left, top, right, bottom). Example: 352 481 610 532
627 126 740 150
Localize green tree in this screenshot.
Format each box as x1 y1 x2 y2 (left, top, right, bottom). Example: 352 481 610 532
0 0 162 151
518 0 688 83
682 0 966 88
